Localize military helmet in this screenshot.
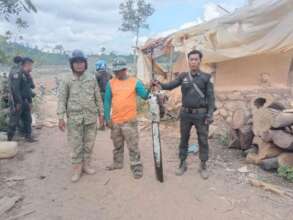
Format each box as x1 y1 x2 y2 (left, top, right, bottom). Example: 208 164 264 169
69 49 88 70
21 57 34 65
112 58 127 73
96 60 107 71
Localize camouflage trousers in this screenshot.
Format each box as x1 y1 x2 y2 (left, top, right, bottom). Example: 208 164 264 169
110 120 142 171
67 120 97 164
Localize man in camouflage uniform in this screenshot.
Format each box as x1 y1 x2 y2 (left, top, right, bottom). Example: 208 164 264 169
57 50 104 183
104 58 149 179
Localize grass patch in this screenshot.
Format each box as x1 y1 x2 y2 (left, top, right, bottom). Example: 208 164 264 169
278 166 293 182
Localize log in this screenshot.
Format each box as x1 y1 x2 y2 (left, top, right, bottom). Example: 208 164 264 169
228 129 240 149
231 108 252 129
272 112 293 128
246 153 263 165
0 142 18 159
247 136 282 165
269 130 293 151
251 95 274 110
239 125 254 150
278 153 293 167
253 136 282 159
252 108 275 136
260 157 279 171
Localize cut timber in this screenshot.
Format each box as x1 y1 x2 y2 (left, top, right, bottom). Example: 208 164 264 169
278 153 293 167
269 130 293 151
231 108 252 129
246 153 262 165
251 95 274 110
272 112 293 128
0 142 18 159
260 157 279 171
252 108 275 136
247 136 282 165
239 125 254 150
228 129 240 148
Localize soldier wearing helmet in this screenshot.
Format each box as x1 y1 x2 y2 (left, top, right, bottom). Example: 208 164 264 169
57 50 104 183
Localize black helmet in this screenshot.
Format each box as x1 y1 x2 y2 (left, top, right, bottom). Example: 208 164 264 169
21 57 34 65
69 49 87 70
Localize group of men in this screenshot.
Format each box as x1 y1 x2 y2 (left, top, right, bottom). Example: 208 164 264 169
57 49 215 183
7 56 37 143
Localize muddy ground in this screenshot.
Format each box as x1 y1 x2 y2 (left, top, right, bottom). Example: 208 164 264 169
0 69 293 220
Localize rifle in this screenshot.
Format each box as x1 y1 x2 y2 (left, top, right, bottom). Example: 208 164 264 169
148 48 164 182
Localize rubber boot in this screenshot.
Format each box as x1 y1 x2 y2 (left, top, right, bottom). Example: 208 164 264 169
71 164 82 183
175 160 187 176
199 161 209 180
131 164 143 179
83 160 96 175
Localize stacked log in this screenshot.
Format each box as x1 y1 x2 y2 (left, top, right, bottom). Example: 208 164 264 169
230 95 293 171
229 107 254 150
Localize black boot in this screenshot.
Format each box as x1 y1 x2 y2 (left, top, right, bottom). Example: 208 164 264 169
175 160 187 176
25 135 37 143
199 161 209 180
7 132 13 141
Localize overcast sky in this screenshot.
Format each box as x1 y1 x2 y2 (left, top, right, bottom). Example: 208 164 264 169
0 0 246 54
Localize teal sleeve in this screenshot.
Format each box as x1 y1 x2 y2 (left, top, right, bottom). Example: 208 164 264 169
104 82 112 122
135 80 150 100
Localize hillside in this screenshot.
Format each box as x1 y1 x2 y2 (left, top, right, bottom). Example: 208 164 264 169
0 35 68 65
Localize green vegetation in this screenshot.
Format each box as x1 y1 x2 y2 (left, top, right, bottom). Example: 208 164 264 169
119 0 155 49
0 35 68 65
278 166 293 182
216 131 230 147
0 0 37 28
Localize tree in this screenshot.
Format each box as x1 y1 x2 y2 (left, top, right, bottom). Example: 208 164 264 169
0 0 37 28
4 31 12 40
119 0 154 71
100 47 106 54
54 45 64 54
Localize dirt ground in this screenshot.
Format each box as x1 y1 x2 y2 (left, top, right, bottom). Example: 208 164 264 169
1 72 293 220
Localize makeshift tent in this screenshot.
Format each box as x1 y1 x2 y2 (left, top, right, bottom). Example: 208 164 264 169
137 0 293 91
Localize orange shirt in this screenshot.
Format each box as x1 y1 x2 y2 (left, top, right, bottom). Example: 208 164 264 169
110 77 137 124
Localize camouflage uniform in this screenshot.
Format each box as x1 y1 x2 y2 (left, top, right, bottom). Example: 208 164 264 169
57 72 103 164
110 120 142 171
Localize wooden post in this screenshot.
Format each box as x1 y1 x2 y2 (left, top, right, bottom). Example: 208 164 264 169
168 46 174 81
288 58 293 96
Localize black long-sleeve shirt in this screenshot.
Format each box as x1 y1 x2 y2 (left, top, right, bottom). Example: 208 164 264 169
160 71 215 117
8 68 34 105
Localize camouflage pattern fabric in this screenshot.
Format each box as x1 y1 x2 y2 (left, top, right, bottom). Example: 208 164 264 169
57 72 104 125
57 72 104 164
67 121 97 164
110 120 142 172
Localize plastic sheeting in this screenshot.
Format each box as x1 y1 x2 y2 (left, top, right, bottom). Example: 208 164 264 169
170 0 293 63
139 0 293 64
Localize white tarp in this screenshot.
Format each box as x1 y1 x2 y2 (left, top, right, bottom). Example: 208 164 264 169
137 0 293 82
170 0 293 63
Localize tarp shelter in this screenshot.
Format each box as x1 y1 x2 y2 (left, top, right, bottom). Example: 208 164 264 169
137 0 293 91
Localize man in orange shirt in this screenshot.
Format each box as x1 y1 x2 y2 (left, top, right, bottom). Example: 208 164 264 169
104 58 149 179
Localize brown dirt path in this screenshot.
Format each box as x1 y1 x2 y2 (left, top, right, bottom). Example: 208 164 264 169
1 95 293 220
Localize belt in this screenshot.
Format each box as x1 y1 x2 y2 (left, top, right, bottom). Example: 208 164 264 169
182 107 207 114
